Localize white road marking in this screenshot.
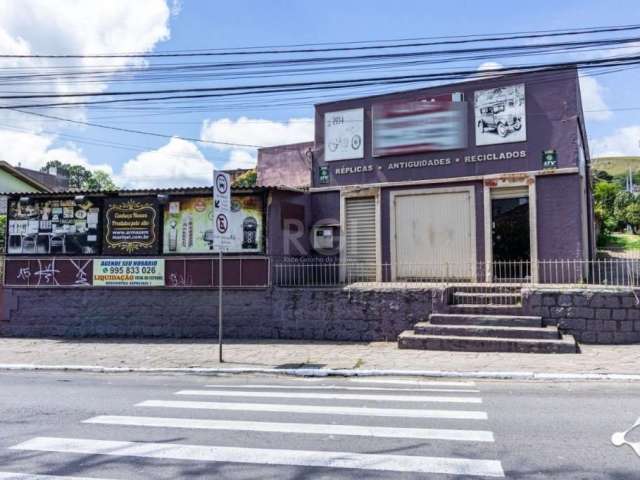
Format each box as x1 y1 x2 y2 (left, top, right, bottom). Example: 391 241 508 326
349 378 476 387
0 473 115 480
11 437 505 477
203 384 480 393
175 389 482 404
84 415 494 442
137 399 488 420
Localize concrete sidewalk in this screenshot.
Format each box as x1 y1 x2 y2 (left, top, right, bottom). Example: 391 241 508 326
0 338 638 376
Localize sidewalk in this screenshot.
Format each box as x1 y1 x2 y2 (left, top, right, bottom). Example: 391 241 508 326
0 337 639 376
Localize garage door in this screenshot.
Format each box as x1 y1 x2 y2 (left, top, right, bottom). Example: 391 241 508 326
393 189 475 280
344 196 377 281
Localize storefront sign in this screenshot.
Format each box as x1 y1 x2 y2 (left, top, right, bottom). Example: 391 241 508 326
7 198 100 255
372 100 467 156
475 83 526 146
93 258 164 287
324 108 364 161
542 149 558 169
163 195 263 254
103 197 159 255
318 166 330 184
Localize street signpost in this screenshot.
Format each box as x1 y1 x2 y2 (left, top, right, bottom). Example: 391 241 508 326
213 170 231 363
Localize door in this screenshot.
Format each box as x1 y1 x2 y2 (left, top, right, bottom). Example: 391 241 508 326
344 196 377 281
491 195 531 280
393 189 475 280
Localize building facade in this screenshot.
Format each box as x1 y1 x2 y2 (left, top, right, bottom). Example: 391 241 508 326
263 67 594 283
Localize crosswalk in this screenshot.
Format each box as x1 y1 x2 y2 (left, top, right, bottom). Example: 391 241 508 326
5 377 505 479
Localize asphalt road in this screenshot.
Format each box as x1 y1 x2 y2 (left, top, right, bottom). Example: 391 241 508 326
0 371 638 479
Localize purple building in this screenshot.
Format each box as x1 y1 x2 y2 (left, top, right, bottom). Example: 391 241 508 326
260 67 594 283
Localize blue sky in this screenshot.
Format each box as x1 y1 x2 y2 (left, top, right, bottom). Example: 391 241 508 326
1 0 639 188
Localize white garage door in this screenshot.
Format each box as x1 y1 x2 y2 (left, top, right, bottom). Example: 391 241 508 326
344 196 377 281
393 189 475 280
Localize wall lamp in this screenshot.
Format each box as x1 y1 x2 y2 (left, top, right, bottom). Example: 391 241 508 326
19 196 30 203
74 195 85 202
157 194 170 204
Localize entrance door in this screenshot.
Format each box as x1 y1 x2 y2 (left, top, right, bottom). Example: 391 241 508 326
393 188 475 280
491 196 530 280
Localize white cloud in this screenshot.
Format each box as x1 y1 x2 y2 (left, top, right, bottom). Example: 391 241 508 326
0 0 172 175
579 75 611 121
223 150 257 170
200 117 314 151
590 126 640 158
0 129 112 174
118 137 214 189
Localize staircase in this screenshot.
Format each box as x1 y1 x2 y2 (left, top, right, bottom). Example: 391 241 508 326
398 286 578 353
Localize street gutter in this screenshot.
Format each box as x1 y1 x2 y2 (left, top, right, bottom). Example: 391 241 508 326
0 364 639 381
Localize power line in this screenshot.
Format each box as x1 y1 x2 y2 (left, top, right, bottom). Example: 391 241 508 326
2 24 639 58
8 109 264 148
3 54 640 110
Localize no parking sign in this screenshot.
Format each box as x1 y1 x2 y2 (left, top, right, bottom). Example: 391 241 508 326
213 170 231 251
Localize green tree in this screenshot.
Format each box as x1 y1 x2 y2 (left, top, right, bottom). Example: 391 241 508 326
41 160 117 191
624 202 640 234
614 190 634 227
232 169 257 188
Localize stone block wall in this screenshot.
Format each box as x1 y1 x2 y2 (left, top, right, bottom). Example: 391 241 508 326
0 285 436 341
523 287 640 344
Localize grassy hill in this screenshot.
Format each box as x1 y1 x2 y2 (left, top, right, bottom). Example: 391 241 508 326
592 157 640 177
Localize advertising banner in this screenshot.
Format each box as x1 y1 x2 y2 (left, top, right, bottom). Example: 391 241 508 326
103 197 160 255
7 198 100 255
93 258 164 287
474 83 526 146
372 100 467 156
324 108 364 161
163 195 263 254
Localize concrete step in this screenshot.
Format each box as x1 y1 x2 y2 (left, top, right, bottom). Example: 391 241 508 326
398 331 578 353
447 304 524 316
430 313 543 328
413 322 560 339
452 291 521 305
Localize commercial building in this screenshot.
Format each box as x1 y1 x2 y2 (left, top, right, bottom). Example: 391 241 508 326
260 67 594 283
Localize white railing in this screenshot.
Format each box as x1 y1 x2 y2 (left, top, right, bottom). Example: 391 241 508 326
272 258 640 288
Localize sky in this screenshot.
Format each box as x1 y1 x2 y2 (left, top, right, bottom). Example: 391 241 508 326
0 0 639 189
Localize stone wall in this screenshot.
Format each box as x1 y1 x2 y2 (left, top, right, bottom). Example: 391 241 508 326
0 285 436 341
522 287 640 344
1 285 639 344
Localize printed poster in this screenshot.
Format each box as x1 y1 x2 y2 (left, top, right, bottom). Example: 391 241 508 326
475 83 526 146
324 108 364 161
163 195 263 254
103 197 160 255
93 258 164 287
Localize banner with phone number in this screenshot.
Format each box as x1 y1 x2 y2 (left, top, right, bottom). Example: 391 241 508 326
93 258 164 287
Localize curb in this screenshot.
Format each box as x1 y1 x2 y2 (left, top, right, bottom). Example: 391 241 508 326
0 364 639 381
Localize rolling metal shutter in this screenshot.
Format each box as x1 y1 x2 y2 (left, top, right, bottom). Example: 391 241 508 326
344 196 377 281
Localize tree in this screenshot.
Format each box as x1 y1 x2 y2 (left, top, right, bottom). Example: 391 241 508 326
41 160 117 191
232 169 257 188
614 190 634 227
624 202 640 234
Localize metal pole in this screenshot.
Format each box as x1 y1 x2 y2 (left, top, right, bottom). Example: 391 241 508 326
218 248 223 363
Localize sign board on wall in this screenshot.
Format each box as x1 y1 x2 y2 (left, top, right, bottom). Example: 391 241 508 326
324 108 364 161
474 83 526 146
103 197 159 255
163 195 263 254
372 100 467 156
7 198 100 255
93 258 164 287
